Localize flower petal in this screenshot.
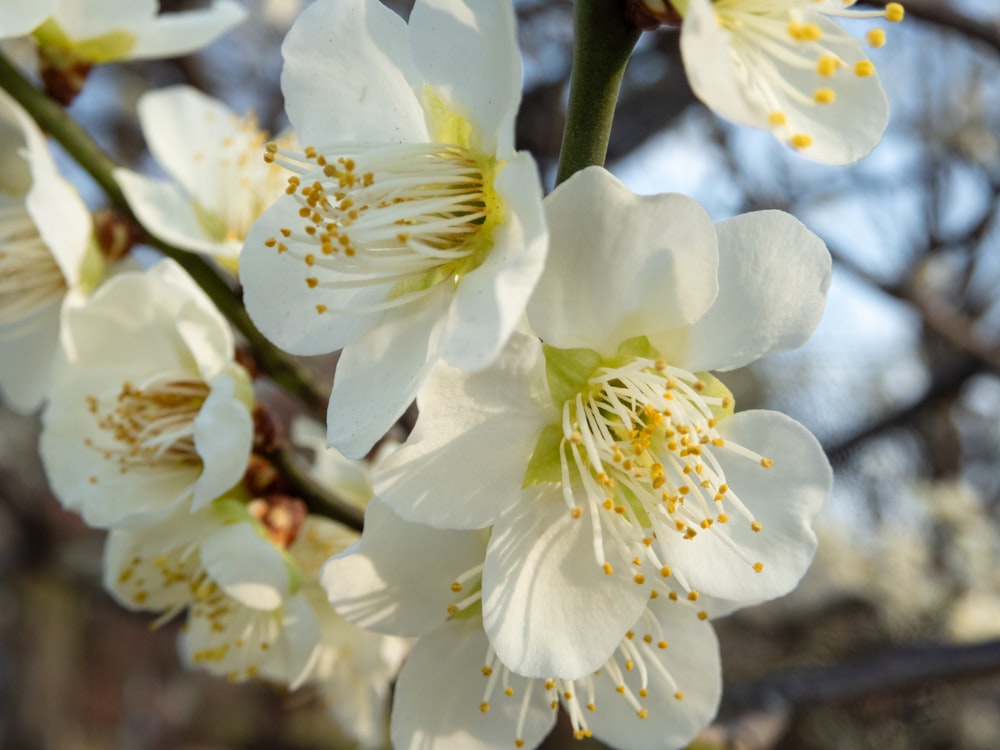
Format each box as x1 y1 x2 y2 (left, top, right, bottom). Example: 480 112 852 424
322 498 488 637
128 0 247 60
374 331 554 528
200 522 290 610
437 152 548 372
483 490 650 679
528 167 718 355
391 619 556 750
280 0 427 146
0 301 61 413
326 285 452 459
660 410 830 603
191 372 253 510
584 599 721 750
408 0 521 156
680 210 831 372
0 0 54 38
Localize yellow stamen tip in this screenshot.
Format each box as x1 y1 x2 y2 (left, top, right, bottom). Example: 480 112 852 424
814 88 836 104
790 133 813 150
854 60 876 77
866 28 886 47
885 3 904 22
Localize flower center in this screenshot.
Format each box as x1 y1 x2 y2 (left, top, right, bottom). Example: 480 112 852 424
0 196 67 326
84 377 209 474
262 140 501 317
707 0 904 150
557 357 770 591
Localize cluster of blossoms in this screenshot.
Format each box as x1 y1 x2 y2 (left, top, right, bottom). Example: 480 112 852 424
1 0 907 747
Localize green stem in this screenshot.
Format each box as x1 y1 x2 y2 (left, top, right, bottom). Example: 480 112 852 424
0 51 328 416
556 0 641 186
268 445 365 532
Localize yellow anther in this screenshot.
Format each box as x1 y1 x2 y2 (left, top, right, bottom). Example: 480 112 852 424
451 582 463 593
305 277 318 288
854 60 875 77
637 708 649 719
587 703 596 712
751 520 763 533
516 740 525 748
603 499 613 511
603 562 614 576
634 573 646 585
816 55 841 77
753 562 765 573
304 253 315 266
698 610 709 620
668 591 679 601
674 691 685 700
447 604 459 614
660 565 672 578
885 2 904 22
866 28 886 47
616 685 626 694
700 518 713 529
315 304 327 314
481 666 492 676
564 691 573 700
687 590 699 602
505 687 514 697
761 457 774 468
264 237 277 248
791 133 813 150
480 702 490 714
545 679 556 690
650 589 659 599
814 88 836 104
717 513 729 523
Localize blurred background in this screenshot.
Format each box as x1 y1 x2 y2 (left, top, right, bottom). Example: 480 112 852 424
1 0 999 747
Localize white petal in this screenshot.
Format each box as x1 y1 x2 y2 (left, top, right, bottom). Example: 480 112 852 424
240 193 385 356
200 522 290 610
115 168 238 259
391 619 556 750
529 167 718 354
191 372 253 509
437 152 547 371
326 285 452 459
483 491 649 679
374 331 554 529
0 300 61 413
680 210 831 372
585 600 721 750
280 0 427 146
51 0 156 41
259 594 323 687
408 0 521 156
129 0 247 60
662 410 830 603
679 0 769 129
322 498 488 637
0 1 54 38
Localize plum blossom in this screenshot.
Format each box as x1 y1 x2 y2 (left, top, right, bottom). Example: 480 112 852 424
39 259 254 528
375 167 833 678
0 87 95 413
324 499 721 750
670 0 905 163
240 0 547 458
116 85 293 270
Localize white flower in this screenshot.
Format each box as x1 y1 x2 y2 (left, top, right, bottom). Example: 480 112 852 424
39 259 254 528
240 0 548 458
676 0 905 163
325 499 722 750
375 167 833 678
30 0 246 65
0 87 94 413
289 514 410 748
116 86 293 270
104 498 321 685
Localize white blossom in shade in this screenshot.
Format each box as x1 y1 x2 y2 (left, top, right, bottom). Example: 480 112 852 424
324 499 722 750
29 0 246 65
287 514 410 748
674 0 905 163
240 0 548 458
0 88 95 413
115 86 293 270
104 499 321 685
375 167 833 678
0 1 54 38
39 259 254 529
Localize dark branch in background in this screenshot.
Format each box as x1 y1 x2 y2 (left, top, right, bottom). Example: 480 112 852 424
703 638 1000 749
